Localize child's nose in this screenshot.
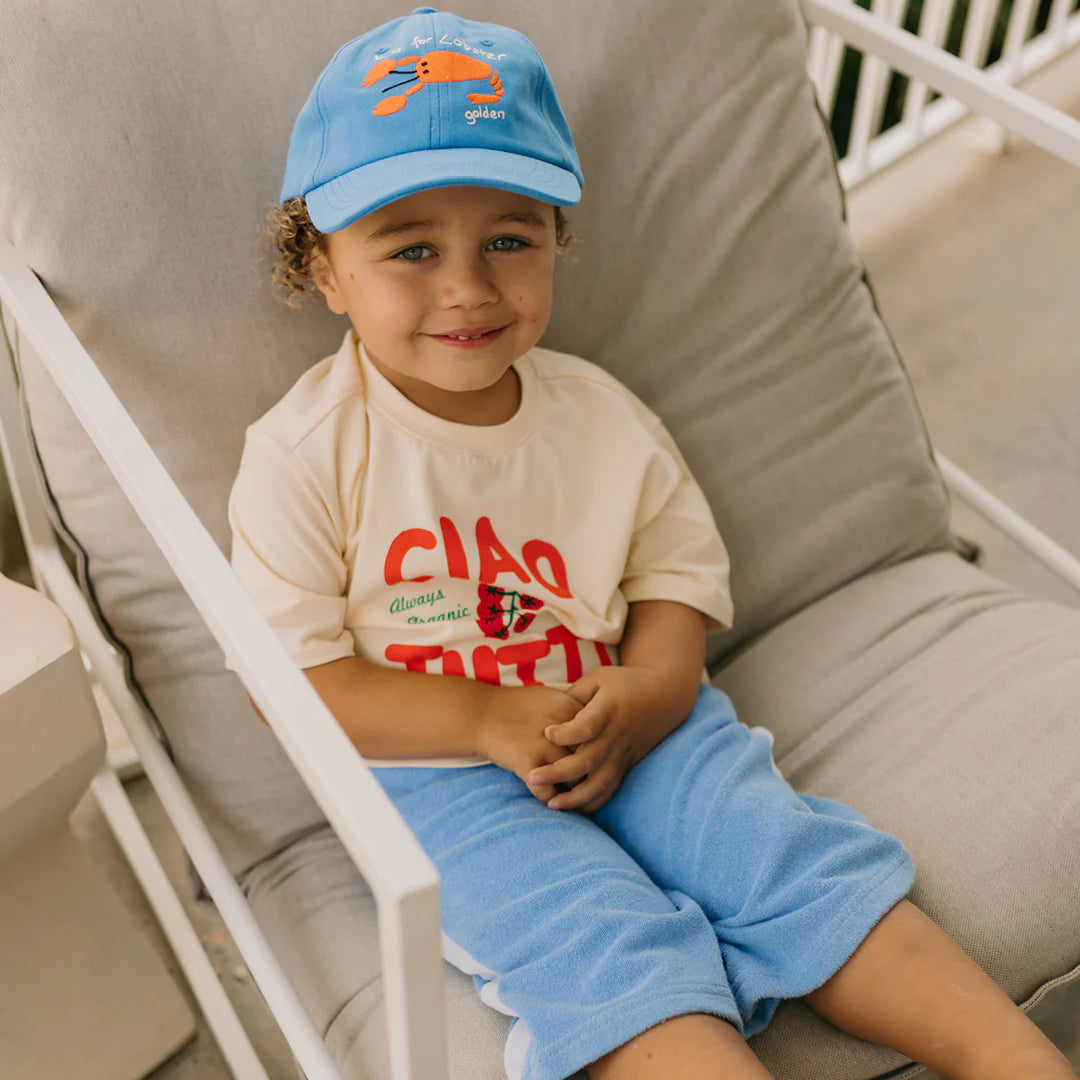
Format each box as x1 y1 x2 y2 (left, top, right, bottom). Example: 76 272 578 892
436 252 500 307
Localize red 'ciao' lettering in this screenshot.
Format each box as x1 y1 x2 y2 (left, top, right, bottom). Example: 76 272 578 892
384 515 573 599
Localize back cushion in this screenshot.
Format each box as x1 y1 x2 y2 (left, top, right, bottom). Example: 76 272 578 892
0 0 955 873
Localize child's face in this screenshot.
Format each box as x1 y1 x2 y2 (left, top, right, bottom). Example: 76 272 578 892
311 185 558 423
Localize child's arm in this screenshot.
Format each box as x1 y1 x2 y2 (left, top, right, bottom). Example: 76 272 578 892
617 597 708 700
526 599 708 812
251 655 582 803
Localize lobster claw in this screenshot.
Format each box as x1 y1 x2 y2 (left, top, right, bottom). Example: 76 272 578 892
373 95 409 116
362 54 422 87
362 57 401 86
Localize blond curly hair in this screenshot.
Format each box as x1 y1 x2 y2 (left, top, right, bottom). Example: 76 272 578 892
266 196 578 309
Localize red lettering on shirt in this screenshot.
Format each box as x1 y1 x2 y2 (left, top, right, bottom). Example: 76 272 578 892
441 649 466 677
384 528 437 584
545 624 583 681
383 516 575 601
384 643 443 672
385 627 612 685
472 644 500 686
440 516 469 579
522 540 572 599
495 640 551 685
476 516 531 585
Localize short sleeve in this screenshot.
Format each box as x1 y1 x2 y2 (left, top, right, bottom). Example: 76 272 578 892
620 419 734 633
226 429 356 672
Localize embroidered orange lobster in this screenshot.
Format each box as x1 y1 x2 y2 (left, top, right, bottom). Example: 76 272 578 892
362 50 504 116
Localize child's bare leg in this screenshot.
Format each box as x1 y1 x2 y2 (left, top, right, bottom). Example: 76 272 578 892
587 1013 773 1080
805 898 1077 1079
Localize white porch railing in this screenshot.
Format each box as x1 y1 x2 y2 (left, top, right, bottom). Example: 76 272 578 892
807 0 1080 187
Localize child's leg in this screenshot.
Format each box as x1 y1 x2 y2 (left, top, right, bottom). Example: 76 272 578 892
805 897 1076 1079
590 684 916 1040
589 684 1076 1078
370 763 745 1080
587 1014 773 1080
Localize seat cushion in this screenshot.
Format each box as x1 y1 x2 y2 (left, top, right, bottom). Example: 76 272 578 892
243 551 1080 1079
723 550 1080 1077
0 0 956 874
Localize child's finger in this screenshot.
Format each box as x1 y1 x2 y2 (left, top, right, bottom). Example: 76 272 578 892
544 699 609 745
547 768 617 812
577 788 618 815
526 779 558 803
528 748 594 789
565 672 601 706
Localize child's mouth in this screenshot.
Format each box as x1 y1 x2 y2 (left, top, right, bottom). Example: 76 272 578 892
430 326 506 349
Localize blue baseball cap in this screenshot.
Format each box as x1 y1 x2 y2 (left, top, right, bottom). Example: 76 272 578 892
280 6 584 234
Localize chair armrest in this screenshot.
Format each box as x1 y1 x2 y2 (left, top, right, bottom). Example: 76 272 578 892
935 452 1080 595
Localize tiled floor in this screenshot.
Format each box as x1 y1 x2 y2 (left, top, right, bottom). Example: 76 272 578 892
24 47 1080 1080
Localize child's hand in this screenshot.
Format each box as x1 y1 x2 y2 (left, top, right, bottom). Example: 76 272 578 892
477 685 584 804
527 666 692 814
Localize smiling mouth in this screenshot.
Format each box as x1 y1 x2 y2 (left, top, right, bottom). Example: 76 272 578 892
430 325 506 340
429 326 508 347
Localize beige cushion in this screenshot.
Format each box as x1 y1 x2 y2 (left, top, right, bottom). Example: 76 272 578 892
724 551 1080 1076
0 0 956 874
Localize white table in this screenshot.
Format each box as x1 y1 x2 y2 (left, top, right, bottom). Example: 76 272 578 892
0 572 195 1079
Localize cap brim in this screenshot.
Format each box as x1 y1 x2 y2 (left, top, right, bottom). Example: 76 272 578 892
304 147 582 233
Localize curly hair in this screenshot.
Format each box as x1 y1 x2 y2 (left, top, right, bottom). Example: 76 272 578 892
266 196 578 309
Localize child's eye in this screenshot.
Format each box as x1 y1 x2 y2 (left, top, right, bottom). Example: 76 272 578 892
391 236 531 262
393 245 432 262
489 236 530 252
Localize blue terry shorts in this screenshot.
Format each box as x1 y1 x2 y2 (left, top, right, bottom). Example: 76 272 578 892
371 684 914 1080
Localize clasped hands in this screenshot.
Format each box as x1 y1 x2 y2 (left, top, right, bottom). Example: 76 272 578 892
476 665 689 815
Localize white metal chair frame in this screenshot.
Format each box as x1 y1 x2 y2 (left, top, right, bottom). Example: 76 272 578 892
1 3 1079 1077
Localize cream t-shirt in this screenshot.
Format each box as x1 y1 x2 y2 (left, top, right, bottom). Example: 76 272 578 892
227 328 733 767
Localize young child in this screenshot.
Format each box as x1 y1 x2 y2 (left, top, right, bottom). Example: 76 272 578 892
228 8 1078 1080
